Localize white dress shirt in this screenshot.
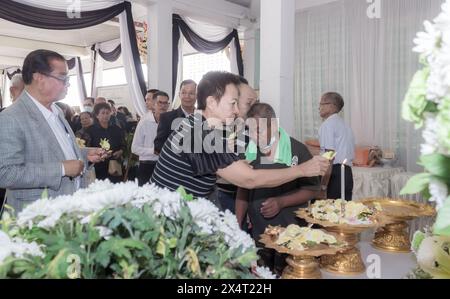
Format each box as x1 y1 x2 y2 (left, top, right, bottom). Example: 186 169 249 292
319 113 355 166
28 92 80 187
132 112 159 161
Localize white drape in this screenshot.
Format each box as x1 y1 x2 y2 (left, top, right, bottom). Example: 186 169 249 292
119 11 146 117
74 57 86 106
294 0 443 172
182 15 240 74
12 0 122 11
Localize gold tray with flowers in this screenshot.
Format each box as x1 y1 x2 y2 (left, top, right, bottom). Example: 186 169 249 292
259 225 348 279
358 198 436 253
295 199 388 275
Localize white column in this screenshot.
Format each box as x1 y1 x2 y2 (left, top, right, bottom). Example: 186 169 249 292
259 0 295 135
147 0 173 97
243 28 257 88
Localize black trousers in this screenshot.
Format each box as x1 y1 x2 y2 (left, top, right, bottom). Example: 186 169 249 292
138 161 157 186
0 188 5 215
327 164 353 201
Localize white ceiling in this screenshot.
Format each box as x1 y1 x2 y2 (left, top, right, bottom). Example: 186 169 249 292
225 0 253 8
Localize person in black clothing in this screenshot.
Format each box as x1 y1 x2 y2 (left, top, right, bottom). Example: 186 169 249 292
235 103 320 274
153 79 197 154
86 103 125 183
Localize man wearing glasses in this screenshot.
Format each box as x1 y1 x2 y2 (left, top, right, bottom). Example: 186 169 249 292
132 90 170 186
0 49 108 214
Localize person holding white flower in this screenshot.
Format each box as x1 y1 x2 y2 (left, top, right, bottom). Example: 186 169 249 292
0 50 108 214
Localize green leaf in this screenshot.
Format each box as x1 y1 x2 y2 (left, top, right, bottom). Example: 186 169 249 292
420 154 450 180
412 231 426 253
434 196 450 236
177 186 194 202
402 68 430 128
41 188 49 199
400 173 431 195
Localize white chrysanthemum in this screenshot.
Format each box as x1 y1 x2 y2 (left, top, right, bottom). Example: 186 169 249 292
433 0 450 32
429 179 448 210
96 226 113 239
0 231 44 263
254 266 277 279
413 20 441 57
219 210 255 252
421 115 440 155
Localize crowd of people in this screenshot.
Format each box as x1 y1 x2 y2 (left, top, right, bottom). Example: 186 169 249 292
0 49 355 274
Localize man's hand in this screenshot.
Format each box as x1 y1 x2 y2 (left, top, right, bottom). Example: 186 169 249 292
63 160 84 177
260 197 283 219
87 148 110 163
298 156 330 177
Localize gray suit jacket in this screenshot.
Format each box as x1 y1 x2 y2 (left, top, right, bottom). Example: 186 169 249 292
0 92 88 213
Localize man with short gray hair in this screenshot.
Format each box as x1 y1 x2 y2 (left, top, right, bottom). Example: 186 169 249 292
10 73 25 102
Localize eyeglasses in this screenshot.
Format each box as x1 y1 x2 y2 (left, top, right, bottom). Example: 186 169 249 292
157 101 170 106
41 73 70 85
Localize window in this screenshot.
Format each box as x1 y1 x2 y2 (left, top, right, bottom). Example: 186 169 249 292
61 73 92 108
182 51 230 83
101 64 148 87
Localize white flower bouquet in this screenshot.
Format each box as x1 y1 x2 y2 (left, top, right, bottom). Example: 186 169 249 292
0 180 274 279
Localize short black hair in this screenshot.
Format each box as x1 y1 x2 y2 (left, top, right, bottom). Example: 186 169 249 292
80 111 93 118
107 99 116 107
152 91 169 100
247 102 277 119
197 71 241 110
179 79 197 90
322 92 344 112
147 89 159 94
93 102 112 116
22 49 66 85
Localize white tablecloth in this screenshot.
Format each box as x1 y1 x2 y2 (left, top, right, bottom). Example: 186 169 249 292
352 166 404 200
322 241 417 279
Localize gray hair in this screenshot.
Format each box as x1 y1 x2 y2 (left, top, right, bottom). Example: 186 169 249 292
10 73 24 88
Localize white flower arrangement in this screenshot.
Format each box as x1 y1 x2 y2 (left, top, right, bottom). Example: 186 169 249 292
403 0 450 279
275 225 338 251
310 199 376 225
0 180 272 279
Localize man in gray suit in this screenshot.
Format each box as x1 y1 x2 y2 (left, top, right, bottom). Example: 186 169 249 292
0 50 108 214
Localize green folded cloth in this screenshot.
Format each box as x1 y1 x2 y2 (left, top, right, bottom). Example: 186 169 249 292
245 127 292 166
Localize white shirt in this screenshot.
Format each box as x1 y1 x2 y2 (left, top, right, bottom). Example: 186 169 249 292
131 112 159 161
318 113 355 166
28 92 80 187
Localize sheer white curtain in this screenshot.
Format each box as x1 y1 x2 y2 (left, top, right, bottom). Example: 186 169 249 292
294 0 443 172
119 11 146 117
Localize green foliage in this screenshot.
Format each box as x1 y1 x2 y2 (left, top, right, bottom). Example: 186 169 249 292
0 200 258 279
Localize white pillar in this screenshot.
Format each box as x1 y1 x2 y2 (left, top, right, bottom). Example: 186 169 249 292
147 0 173 97
259 0 295 135
243 28 257 88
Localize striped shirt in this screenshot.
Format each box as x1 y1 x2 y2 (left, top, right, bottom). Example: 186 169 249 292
150 113 239 198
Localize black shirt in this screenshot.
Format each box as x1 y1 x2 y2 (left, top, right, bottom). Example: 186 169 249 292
246 138 320 242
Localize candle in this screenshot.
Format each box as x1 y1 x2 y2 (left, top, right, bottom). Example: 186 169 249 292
341 159 348 201
341 159 347 218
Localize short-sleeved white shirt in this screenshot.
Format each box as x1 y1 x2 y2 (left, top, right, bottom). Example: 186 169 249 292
318 113 355 166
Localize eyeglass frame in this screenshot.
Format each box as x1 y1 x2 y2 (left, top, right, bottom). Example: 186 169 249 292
40 72 70 85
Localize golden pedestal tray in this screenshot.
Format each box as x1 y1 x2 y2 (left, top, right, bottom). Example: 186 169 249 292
296 209 385 275
259 228 347 279
359 198 436 253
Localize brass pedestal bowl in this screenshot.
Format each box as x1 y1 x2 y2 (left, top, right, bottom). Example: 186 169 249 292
296 209 385 275
259 228 347 279
359 198 436 253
